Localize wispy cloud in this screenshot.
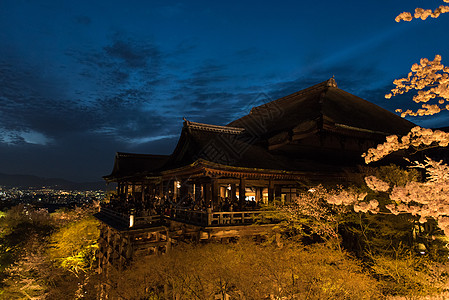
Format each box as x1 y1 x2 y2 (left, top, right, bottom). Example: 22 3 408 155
0 128 53 145
122 134 179 145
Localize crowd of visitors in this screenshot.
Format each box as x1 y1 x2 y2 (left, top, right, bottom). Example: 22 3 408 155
104 192 261 217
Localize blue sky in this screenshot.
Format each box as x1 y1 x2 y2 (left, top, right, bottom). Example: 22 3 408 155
1 0 449 181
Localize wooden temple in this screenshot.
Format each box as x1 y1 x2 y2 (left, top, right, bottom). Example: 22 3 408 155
95 78 416 271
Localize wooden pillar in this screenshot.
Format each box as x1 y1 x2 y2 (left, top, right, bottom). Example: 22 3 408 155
220 186 224 198
141 183 145 203
268 180 274 203
255 187 261 204
204 183 211 208
152 183 156 198
180 180 189 202
231 184 237 202
125 183 129 201
159 181 164 198
166 181 172 203
198 183 206 203
173 180 179 200
275 185 281 200
239 178 246 210
131 184 136 204
211 179 219 211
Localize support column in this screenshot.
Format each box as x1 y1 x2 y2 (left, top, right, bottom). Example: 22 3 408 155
198 183 204 203
239 178 246 210
231 184 237 203
152 183 156 198
211 179 219 211
255 187 261 204
131 184 136 204
275 185 281 201
141 183 146 204
165 181 172 204
268 180 274 203
125 183 129 201
204 183 211 208
159 181 164 198
180 180 189 203
173 180 179 200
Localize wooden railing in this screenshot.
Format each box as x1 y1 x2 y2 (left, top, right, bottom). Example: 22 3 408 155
100 207 129 223
100 206 271 228
171 209 209 225
171 208 269 226
100 206 161 228
209 211 262 225
134 214 161 227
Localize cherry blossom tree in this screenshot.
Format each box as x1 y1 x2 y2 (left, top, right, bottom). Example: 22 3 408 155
395 1 449 23
354 2 449 240
388 1 449 117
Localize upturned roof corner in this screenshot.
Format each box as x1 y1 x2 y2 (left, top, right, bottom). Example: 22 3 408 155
326 76 337 88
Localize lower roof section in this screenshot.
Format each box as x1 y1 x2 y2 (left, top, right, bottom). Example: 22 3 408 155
104 152 169 182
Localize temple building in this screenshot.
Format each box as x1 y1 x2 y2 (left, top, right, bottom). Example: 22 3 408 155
95 78 416 271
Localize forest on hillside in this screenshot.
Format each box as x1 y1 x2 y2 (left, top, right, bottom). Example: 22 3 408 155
2 164 449 300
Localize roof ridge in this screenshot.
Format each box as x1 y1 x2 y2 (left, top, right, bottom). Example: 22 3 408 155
116 152 169 158
250 77 337 114
183 119 245 134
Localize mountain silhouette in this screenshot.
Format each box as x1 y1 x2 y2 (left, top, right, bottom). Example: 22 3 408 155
0 173 107 190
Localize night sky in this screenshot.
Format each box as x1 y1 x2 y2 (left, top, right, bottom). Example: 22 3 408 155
1 0 449 182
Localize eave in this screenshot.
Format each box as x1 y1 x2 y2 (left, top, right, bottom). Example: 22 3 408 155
160 159 329 180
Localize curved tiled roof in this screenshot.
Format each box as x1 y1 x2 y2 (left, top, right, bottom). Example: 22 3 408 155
228 78 415 140
104 78 418 180
103 152 169 181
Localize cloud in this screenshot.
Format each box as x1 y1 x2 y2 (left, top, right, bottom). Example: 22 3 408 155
178 62 229 87
0 58 74 135
66 36 163 95
1 38 407 153
60 37 181 143
104 40 160 69
0 36 176 156
0 128 53 145
170 39 197 56
121 134 179 145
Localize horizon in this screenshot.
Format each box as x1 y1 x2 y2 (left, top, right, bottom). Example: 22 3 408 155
1 1 449 182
